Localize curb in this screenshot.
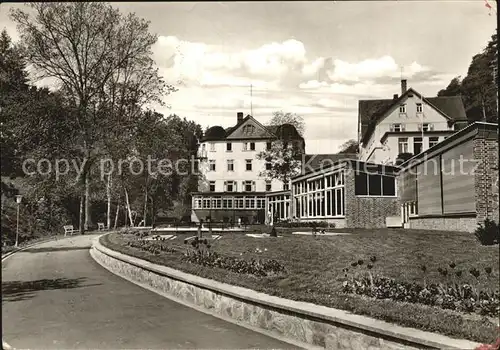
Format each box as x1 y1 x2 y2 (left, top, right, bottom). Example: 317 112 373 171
92 236 481 350
2 236 64 262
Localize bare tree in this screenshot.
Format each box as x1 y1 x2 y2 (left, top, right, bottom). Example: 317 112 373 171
11 2 175 233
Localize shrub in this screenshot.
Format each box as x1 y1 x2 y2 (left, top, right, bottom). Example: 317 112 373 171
275 220 330 228
474 219 499 246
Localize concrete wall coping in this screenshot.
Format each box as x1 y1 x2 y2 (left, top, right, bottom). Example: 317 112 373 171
94 237 480 350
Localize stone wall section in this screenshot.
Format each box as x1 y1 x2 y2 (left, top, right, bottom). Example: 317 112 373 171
91 239 479 350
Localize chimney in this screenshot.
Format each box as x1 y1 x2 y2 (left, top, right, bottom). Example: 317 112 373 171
401 79 407 94
237 112 244 123
393 94 398 100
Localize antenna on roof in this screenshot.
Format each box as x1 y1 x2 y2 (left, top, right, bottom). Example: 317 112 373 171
400 66 403 80
250 83 253 116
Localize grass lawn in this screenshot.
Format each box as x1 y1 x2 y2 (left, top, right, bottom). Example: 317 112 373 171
101 228 499 343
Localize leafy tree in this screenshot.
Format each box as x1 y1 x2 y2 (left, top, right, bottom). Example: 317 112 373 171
338 139 359 154
439 33 497 123
437 76 462 97
257 139 302 187
10 3 175 232
267 110 305 136
0 29 30 177
258 113 304 188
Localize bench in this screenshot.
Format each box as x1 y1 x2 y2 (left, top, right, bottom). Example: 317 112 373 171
63 225 78 236
97 223 106 231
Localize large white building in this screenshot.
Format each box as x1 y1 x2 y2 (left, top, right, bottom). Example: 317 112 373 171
191 112 305 224
358 79 468 164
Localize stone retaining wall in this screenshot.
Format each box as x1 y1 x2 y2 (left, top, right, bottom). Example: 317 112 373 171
91 238 480 350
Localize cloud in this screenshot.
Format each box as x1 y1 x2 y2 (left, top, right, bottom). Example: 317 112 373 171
153 36 311 88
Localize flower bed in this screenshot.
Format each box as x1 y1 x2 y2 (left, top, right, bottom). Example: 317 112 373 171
123 234 286 277
342 258 499 318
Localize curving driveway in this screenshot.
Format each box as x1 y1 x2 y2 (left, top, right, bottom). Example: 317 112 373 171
2 235 297 349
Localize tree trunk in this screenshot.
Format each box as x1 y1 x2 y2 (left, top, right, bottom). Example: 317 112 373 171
151 196 155 228
482 98 487 121
84 171 91 230
143 181 148 226
114 202 120 229
123 202 127 227
124 187 134 227
106 175 112 229
79 193 85 234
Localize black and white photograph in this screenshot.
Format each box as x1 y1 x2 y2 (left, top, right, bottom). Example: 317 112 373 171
1 1 499 349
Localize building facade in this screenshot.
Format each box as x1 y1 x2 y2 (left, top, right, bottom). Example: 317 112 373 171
191 112 305 224
358 79 469 165
398 122 499 232
291 160 400 228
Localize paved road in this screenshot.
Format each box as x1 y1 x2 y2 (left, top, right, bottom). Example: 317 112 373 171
2 235 297 349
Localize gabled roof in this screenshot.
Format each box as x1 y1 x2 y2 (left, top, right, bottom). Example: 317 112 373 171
200 114 305 142
225 114 276 139
359 88 468 145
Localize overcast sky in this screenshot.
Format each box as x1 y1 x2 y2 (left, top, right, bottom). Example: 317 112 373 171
0 1 496 153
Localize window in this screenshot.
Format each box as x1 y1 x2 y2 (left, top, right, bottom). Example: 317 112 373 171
420 123 433 132
226 142 232 151
398 137 409 154
209 143 215 151
209 160 216 171
413 137 423 155
225 181 236 192
391 123 404 132
227 159 234 172
416 103 423 113
243 125 255 135
245 159 252 171
266 180 272 192
266 142 272 150
243 142 255 151
201 144 206 151
429 136 439 148
283 183 289 191
222 198 233 209
382 176 396 196
355 172 368 195
265 161 272 170
399 104 406 113
355 171 396 196
209 181 216 192
244 181 254 192
368 174 382 196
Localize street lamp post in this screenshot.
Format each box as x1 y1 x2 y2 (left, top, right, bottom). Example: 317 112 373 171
15 195 23 247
